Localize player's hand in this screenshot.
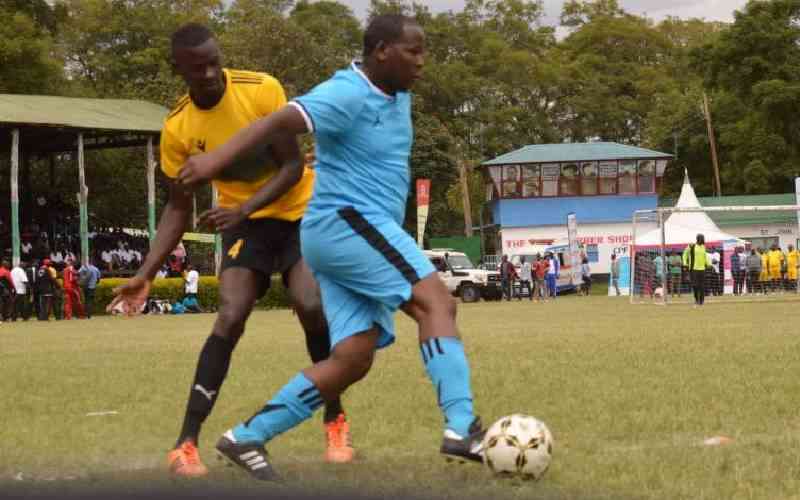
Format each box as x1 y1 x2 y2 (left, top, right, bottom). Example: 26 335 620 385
178 151 223 186
199 206 247 231
106 275 151 316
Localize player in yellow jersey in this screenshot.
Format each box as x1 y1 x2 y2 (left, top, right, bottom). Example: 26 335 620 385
767 244 784 292
759 248 769 293
107 24 354 477
787 244 799 291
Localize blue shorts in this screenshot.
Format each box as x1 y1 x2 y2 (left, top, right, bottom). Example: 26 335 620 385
301 207 436 350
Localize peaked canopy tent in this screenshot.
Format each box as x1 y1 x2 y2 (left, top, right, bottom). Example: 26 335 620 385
0 94 169 267
634 170 745 248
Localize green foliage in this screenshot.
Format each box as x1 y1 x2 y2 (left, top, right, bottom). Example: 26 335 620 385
7 0 800 239
90 275 291 316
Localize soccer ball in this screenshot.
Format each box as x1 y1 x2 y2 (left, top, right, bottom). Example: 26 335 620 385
482 414 553 480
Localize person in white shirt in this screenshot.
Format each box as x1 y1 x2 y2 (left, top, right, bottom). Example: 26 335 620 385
11 262 29 321
184 263 199 298
709 248 722 296
101 250 113 271
21 241 32 256
518 257 533 301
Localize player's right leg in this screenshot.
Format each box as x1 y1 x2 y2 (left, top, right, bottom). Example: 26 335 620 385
168 267 262 478
402 274 485 464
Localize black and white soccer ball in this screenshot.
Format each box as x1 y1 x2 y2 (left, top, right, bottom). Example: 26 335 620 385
482 414 553 480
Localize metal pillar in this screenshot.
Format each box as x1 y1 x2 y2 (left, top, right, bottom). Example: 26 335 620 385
10 129 20 267
78 133 89 265
212 184 222 275
147 137 156 243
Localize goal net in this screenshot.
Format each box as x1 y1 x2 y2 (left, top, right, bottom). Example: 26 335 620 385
630 205 800 305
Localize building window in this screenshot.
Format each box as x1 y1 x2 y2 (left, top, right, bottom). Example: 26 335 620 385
559 163 580 196
618 160 637 195
749 237 779 251
522 164 541 197
541 163 559 196
502 165 521 198
585 244 599 263
638 160 655 193
599 161 617 195
581 162 598 195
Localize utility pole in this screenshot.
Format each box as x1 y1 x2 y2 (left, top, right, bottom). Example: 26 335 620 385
460 162 473 237
702 92 722 197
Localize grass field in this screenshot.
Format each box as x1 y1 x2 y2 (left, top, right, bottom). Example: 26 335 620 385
3 294 800 499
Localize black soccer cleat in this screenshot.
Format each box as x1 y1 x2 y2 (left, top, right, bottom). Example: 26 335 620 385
440 417 486 464
216 430 280 481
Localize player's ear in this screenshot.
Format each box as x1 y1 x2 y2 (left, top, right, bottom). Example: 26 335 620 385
374 40 389 62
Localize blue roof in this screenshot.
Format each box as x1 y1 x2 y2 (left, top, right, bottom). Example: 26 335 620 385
490 195 658 227
482 142 672 166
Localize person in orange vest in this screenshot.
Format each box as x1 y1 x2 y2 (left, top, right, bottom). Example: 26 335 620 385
62 258 85 319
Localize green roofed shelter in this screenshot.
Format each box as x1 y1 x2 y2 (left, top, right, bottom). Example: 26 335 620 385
481 142 671 166
660 193 798 226
1 94 170 268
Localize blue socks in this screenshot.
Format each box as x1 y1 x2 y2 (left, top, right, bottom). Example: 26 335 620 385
420 337 475 437
232 372 323 444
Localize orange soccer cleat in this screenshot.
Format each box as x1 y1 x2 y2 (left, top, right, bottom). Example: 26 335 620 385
324 413 355 464
167 440 209 477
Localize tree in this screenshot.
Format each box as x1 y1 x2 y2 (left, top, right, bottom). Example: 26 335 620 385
0 1 64 94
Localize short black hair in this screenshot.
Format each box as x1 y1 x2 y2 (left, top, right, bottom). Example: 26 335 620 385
171 23 214 53
363 14 418 58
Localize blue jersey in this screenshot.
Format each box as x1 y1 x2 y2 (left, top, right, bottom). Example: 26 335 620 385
291 62 413 225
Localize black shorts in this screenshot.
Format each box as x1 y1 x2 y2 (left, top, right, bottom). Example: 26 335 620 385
220 218 302 298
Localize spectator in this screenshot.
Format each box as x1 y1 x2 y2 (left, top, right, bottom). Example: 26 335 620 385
21 240 32 259
36 259 57 320
546 252 560 299
767 244 784 293
746 248 762 295
683 233 709 307
101 248 113 272
533 254 547 302
62 259 85 320
610 253 621 296
0 260 14 321
759 248 769 294
25 259 38 318
730 247 741 295
707 247 721 296
667 250 683 297
183 262 200 303
79 259 102 319
518 256 532 301
653 252 665 296
735 246 748 295
787 244 799 292
499 255 517 301
10 260 29 321
580 257 592 296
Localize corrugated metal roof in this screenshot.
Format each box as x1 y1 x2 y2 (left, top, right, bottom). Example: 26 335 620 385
0 94 168 132
481 142 672 166
660 193 799 226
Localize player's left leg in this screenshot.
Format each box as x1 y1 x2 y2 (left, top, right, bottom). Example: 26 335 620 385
284 258 354 464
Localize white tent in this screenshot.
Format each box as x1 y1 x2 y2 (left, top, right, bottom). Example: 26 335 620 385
635 170 745 247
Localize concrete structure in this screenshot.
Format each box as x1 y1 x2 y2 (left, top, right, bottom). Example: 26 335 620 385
481 142 672 274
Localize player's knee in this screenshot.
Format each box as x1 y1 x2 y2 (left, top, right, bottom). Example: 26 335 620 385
293 289 323 321
213 304 249 340
332 347 375 385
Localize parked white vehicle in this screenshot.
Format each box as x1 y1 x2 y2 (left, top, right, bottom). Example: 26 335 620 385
424 249 502 302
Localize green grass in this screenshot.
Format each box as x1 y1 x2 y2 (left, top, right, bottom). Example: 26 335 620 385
2 296 800 499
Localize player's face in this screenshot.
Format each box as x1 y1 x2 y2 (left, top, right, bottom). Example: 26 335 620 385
172 38 225 102
384 24 426 91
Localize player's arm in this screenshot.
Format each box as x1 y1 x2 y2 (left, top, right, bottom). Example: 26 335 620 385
198 130 304 231
138 184 193 282
179 106 308 186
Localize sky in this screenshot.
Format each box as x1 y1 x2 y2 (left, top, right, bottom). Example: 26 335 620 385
333 0 749 25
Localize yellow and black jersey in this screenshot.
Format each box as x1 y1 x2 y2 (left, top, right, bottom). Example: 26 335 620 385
160 69 314 221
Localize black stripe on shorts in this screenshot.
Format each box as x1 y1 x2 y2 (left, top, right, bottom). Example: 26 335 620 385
337 206 420 285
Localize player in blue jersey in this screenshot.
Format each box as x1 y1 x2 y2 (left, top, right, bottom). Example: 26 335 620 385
178 14 485 480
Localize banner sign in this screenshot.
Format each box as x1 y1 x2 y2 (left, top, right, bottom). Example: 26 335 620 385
566 213 580 286
416 179 431 248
